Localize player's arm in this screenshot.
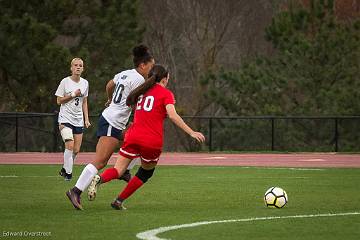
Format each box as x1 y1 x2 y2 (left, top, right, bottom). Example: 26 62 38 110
82 97 91 128
166 104 205 143
56 89 81 105
105 79 116 107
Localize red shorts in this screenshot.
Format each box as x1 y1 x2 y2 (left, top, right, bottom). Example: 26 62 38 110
119 141 162 162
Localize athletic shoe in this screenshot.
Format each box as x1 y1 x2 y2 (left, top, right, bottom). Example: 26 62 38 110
59 168 66 177
64 173 72 181
118 170 131 182
110 199 127 210
66 188 83 210
87 175 101 201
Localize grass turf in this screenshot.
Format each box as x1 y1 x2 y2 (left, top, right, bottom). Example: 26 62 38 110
0 165 359 239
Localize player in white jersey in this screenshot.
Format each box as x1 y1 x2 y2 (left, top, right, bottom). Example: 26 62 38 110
55 58 91 181
101 69 145 131
66 45 155 210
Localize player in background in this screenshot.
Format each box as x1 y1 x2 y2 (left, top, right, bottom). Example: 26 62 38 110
67 64 205 210
56 58 91 181
65 45 155 209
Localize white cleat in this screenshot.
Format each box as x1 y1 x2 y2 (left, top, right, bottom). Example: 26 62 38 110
87 175 101 201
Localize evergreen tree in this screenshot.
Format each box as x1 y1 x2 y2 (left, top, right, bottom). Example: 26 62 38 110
202 0 360 115
0 0 143 112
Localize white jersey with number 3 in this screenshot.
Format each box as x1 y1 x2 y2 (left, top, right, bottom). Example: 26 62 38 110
55 77 89 127
102 69 145 130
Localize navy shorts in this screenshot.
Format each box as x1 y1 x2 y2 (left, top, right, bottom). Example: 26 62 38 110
60 123 84 134
96 115 123 140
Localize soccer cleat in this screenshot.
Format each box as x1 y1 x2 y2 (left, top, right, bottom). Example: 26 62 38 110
59 168 66 177
110 199 127 210
66 189 83 210
64 173 72 181
118 170 131 182
87 175 101 201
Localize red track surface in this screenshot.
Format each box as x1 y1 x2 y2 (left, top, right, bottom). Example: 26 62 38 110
0 152 359 168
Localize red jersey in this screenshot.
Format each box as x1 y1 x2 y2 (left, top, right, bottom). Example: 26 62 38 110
124 84 175 149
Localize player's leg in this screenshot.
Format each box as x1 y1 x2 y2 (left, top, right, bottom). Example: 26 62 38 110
72 133 83 160
85 116 128 201
119 157 140 182
63 140 74 180
66 115 121 209
93 136 119 169
99 141 139 184
64 132 82 180
111 147 160 210
87 140 138 202
68 115 120 203
74 136 118 201
101 155 132 183
59 124 75 180
72 131 83 163
111 160 157 210
87 154 132 201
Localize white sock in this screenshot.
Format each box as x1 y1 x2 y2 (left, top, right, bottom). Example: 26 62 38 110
127 158 140 170
75 164 98 191
63 149 73 174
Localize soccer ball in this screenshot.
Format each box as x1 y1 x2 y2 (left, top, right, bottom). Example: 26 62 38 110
264 187 288 208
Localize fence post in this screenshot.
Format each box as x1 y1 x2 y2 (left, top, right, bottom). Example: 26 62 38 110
271 117 275 151
334 118 338 152
15 113 18 152
53 112 58 152
209 118 213 152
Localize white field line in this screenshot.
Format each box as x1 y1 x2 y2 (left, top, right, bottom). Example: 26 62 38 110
299 159 326 162
205 176 311 179
192 166 325 171
239 166 325 171
136 212 360 240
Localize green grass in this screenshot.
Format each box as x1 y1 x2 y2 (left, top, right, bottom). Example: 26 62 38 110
0 165 360 239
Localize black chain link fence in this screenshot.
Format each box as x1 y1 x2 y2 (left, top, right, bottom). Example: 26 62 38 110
0 113 359 152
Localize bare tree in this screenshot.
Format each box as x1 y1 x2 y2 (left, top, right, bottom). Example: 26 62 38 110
142 0 276 113
141 0 278 150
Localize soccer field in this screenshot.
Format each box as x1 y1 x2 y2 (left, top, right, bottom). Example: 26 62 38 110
0 165 359 240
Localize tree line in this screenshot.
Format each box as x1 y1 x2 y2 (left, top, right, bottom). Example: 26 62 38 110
1 0 359 117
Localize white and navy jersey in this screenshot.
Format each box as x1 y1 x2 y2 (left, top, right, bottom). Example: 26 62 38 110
55 76 89 127
102 69 145 130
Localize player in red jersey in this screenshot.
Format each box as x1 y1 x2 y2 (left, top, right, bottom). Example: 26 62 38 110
85 64 205 210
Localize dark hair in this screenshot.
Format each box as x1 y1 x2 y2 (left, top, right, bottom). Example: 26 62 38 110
126 64 169 106
133 44 153 67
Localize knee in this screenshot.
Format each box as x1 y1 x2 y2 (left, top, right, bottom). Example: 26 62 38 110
72 145 80 155
65 145 74 151
94 162 106 170
135 167 155 183
91 159 107 170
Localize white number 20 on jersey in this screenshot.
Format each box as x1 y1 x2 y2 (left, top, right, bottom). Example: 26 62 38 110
136 95 154 111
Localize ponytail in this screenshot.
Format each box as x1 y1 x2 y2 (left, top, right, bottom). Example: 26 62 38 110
126 64 169 106
126 76 157 106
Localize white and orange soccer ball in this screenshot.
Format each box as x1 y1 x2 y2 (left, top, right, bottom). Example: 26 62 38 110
264 187 288 208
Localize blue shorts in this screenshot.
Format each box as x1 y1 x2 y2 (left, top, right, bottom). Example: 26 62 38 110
60 123 84 134
96 115 123 140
